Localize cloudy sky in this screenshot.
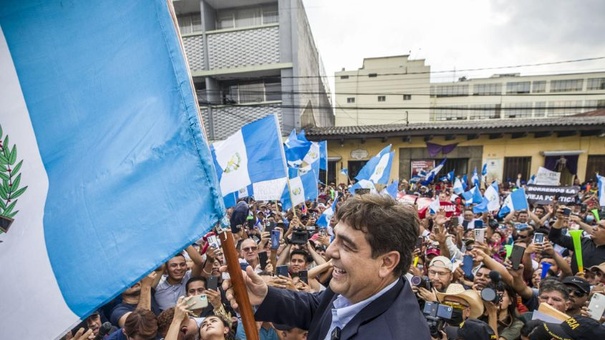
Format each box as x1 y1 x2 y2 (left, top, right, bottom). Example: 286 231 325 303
302 0 605 87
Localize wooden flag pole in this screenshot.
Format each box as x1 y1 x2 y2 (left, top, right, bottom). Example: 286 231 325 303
218 228 259 340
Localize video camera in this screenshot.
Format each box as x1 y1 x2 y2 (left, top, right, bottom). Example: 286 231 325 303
422 301 455 338
290 227 310 245
411 276 432 290
480 271 504 304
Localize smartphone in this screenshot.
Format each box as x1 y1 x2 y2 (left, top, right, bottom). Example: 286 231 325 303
265 221 276 233
207 235 220 249
258 251 268 271
271 230 280 250
276 265 289 277
239 261 249 271
462 255 474 278
581 204 588 213
474 220 484 229
533 233 545 244
297 270 308 284
563 207 572 216
510 245 526 270
186 294 208 310
474 228 485 243
206 276 218 291
415 236 423 249
588 292 605 321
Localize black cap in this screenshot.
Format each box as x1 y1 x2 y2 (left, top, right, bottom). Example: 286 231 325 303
562 276 591 294
457 319 496 340
535 316 605 340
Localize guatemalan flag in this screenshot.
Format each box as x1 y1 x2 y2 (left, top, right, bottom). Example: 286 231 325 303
284 129 311 168
212 115 288 208
355 145 394 185
0 1 225 338
498 188 529 218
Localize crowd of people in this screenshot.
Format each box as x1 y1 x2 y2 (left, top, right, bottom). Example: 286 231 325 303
64 175 605 340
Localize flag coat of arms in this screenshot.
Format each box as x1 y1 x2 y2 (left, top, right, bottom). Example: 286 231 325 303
0 1 225 338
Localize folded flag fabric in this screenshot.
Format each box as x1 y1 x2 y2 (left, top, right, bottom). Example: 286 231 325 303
355 145 394 185
317 194 339 228
383 180 399 199
284 129 311 168
212 115 288 208
319 140 328 171
0 1 225 338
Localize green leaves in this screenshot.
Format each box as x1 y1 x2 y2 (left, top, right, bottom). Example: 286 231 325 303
0 124 27 220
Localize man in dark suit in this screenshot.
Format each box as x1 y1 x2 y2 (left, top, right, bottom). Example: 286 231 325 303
226 194 430 339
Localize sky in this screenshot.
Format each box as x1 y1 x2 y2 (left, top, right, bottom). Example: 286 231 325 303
302 0 605 89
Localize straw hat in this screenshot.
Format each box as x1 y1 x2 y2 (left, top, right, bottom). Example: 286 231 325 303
436 283 484 319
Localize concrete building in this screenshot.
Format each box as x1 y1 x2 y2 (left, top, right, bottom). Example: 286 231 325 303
335 55 605 125
173 0 333 141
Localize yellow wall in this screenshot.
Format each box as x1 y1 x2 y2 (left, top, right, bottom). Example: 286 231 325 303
328 134 605 183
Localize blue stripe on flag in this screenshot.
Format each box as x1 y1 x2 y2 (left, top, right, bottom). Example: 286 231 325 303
1 0 225 335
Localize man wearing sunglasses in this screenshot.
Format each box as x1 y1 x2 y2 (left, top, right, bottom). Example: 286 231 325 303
562 276 591 316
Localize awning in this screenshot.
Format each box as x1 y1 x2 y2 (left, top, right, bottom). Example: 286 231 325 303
328 156 342 161
540 150 584 156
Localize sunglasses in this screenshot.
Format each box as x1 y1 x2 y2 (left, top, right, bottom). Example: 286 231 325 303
566 287 587 297
242 246 258 252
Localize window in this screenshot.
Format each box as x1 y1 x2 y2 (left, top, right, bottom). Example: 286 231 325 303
504 103 532 118
548 100 583 117
469 104 500 119
431 84 469 97
586 155 605 182
587 78 605 90
503 157 531 184
340 75 349 80
368 73 378 78
532 81 546 93
177 13 202 34
403 94 412 100
377 96 386 102
216 5 278 29
221 81 282 104
550 79 583 92
534 102 546 117
473 83 502 96
586 100 605 109
346 97 355 103
506 81 530 94
431 106 468 121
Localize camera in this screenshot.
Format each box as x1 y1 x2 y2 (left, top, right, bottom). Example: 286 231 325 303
422 302 454 338
411 276 432 290
481 271 504 304
290 227 309 245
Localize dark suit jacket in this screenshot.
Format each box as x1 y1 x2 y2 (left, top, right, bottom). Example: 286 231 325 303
255 277 430 339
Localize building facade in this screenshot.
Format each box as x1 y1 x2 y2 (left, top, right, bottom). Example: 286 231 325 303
173 0 333 141
335 55 605 125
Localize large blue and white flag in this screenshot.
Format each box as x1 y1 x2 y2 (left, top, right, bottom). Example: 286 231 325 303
421 158 446 185
319 140 328 171
453 177 464 195
0 1 225 338
484 181 501 211
280 167 319 210
300 141 321 174
498 188 529 218
284 129 311 168
317 194 339 228
212 115 288 208
598 175 605 207
461 174 469 191
355 145 394 185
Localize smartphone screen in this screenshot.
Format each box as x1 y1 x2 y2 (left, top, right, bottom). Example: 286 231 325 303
271 230 280 250
415 236 423 249
533 233 544 244
206 276 218 291
297 270 308 284
474 228 485 243
510 245 526 270
258 251 268 271
462 255 474 278
276 265 289 277
474 220 483 229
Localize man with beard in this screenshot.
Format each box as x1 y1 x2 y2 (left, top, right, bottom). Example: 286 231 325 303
110 272 160 328
562 276 591 316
